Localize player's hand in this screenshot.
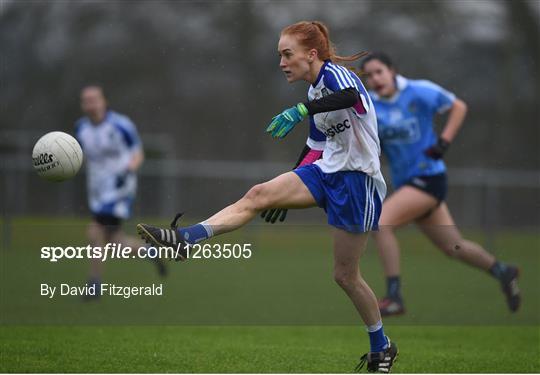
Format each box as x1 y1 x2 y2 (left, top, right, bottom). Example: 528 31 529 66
260 208 288 224
266 103 308 138
424 137 450 160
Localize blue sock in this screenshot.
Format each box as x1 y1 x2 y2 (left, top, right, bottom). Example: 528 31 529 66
177 221 213 244
367 321 389 352
387 276 401 301
489 261 508 280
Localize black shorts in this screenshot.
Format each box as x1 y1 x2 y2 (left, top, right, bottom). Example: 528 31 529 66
404 173 447 202
93 214 122 234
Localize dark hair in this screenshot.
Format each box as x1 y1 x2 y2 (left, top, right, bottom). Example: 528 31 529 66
281 21 368 63
359 52 396 72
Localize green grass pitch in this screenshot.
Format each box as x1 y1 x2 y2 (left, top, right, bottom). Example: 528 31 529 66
1 217 539 373
1 326 538 373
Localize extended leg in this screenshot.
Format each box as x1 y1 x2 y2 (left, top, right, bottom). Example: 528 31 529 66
137 171 316 257
204 171 315 235
417 203 521 312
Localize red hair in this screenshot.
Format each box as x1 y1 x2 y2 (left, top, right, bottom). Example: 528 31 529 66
281 21 368 64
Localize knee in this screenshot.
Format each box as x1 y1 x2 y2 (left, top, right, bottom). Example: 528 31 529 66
243 183 270 211
334 270 358 291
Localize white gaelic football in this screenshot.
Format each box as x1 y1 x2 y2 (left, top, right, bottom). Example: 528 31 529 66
32 131 83 181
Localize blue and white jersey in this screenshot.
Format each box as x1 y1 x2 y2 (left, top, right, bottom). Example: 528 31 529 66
75 110 142 219
369 75 456 188
306 61 386 200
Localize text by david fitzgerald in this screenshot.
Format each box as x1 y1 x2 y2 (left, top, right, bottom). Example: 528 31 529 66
41 283 163 299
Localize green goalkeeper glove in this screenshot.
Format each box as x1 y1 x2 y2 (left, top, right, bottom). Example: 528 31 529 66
266 103 308 138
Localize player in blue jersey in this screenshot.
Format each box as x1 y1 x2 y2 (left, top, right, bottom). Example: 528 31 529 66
76 85 166 297
137 22 398 372
360 52 521 316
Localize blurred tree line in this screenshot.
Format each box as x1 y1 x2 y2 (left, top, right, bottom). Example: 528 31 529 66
1 0 539 170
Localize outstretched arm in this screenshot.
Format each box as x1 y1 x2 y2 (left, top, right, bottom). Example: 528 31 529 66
267 88 361 138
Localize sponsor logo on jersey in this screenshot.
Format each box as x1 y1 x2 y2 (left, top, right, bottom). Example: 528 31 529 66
324 119 351 138
378 118 421 144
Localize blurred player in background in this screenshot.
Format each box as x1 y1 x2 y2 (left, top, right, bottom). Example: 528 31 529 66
137 22 399 373
75 85 166 298
360 52 521 316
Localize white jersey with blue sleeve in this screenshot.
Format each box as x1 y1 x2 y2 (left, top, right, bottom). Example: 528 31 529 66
370 75 456 188
75 110 142 219
306 61 386 200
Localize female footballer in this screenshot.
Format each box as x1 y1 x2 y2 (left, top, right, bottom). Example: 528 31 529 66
360 52 521 316
138 22 398 372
